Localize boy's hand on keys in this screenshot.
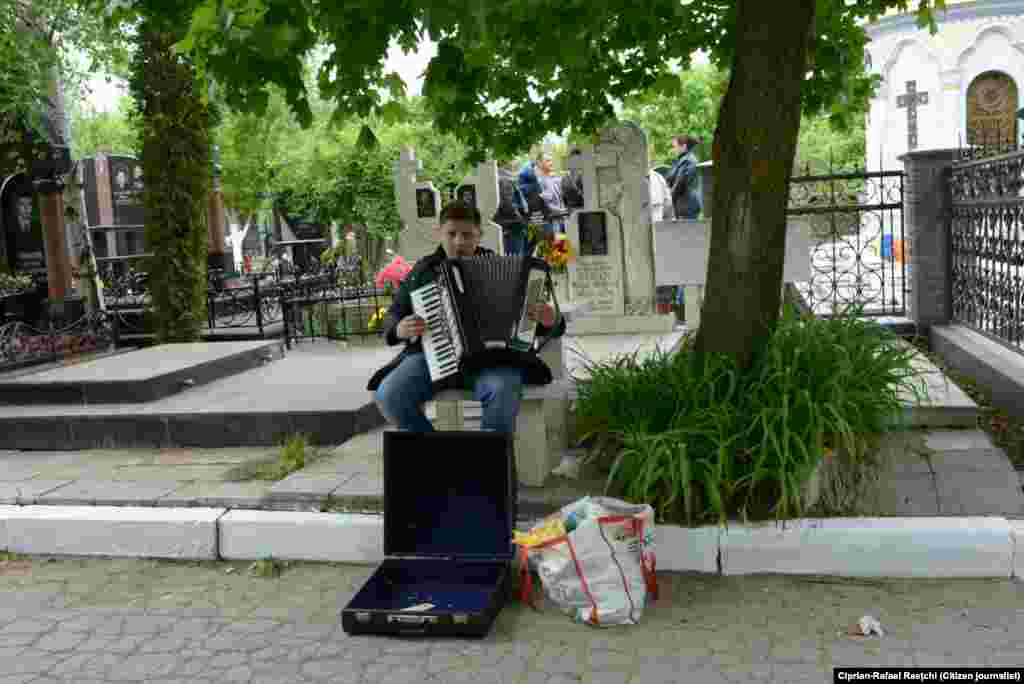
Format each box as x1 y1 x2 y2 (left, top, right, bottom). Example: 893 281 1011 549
397 315 427 340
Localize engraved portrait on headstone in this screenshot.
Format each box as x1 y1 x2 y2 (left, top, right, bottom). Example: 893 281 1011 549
967 71 1018 146
16 196 33 233
416 188 436 218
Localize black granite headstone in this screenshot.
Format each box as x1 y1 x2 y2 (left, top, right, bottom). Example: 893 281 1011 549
107 156 145 227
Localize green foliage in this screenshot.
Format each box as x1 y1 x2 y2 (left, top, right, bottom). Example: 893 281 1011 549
622 64 867 173
249 556 287 578
0 0 131 175
0 271 34 293
573 307 929 525
67 95 140 159
280 433 308 472
129 24 212 343
173 0 944 161
619 64 728 166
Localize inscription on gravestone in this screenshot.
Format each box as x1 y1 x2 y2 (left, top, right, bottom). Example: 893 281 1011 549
967 72 1018 146
577 211 608 256
573 261 618 314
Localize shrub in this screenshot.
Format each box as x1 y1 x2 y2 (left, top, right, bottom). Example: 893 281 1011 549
573 305 929 525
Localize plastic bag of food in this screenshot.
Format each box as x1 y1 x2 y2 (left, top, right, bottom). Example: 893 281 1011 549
516 497 657 626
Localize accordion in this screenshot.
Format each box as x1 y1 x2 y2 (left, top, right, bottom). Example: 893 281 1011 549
409 255 561 386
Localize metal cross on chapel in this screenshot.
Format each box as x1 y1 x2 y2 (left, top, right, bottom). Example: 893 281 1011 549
896 80 929 150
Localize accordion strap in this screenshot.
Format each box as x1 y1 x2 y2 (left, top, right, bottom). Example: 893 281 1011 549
531 269 562 356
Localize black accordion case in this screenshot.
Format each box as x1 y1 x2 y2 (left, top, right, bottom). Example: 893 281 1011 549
341 430 517 638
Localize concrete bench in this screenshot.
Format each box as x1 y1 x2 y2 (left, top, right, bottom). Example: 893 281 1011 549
429 336 571 487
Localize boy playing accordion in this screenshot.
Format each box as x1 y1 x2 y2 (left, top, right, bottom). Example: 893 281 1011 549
367 200 565 434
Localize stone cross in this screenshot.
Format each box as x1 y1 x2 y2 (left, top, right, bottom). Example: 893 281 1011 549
896 80 929 151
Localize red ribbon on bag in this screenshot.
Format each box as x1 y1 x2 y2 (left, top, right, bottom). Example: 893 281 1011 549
637 518 658 601
518 545 538 610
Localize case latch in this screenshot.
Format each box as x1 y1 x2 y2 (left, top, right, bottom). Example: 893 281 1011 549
387 614 438 626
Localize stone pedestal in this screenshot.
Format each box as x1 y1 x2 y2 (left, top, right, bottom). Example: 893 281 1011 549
898 148 958 332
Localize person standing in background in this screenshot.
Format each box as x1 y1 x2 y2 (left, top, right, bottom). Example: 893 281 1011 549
519 152 568 256
665 135 702 220
665 135 702 316
493 160 530 255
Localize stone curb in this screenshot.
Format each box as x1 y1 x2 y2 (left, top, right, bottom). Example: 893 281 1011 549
1 505 1021 579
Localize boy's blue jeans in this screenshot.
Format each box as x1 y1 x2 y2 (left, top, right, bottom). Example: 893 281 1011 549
375 352 526 434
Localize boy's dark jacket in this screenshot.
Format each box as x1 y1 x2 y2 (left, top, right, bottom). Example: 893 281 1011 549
366 245 566 392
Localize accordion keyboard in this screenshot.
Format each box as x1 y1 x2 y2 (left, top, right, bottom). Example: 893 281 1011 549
410 281 463 383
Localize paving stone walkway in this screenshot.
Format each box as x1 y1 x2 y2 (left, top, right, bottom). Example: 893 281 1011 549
0 557 1021 683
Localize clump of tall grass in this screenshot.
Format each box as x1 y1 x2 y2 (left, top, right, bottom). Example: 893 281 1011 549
572 305 929 525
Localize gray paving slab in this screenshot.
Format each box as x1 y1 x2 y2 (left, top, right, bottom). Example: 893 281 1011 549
933 470 1024 516
34 480 181 506
924 430 997 451
267 474 354 500
1 341 277 383
330 474 382 498
155 481 272 509
0 479 74 505
0 464 40 481
868 472 941 516
0 344 394 418
927 448 1018 475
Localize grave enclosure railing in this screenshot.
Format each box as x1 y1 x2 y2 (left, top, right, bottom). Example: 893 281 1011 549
0 310 116 373
948 146 1024 354
786 169 907 318
278 258 391 347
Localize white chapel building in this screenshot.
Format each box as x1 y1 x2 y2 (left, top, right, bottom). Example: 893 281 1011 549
866 0 1024 172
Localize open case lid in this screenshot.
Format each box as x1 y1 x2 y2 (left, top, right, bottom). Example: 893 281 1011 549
383 431 516 562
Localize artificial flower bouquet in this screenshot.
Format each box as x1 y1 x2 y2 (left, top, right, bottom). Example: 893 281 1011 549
527 224 574 274
375 255 412 293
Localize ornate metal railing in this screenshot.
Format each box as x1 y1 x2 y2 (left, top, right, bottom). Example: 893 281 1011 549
955 122 1021 164
0 311 115 372
787 170 906 317
280 280 392 348
948 148 1024 353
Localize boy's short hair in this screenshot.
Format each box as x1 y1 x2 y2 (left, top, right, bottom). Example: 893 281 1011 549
439 200 482 227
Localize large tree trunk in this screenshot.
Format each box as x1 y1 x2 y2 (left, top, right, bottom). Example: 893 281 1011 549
132 24 212 343
693 0 816 369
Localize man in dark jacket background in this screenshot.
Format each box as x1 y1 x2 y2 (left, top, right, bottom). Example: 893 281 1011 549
367 200 565 434
665 135 702 220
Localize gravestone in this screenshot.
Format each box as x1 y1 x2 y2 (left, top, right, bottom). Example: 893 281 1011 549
564 122 672 335
967 71 1018 145
394 147 501 263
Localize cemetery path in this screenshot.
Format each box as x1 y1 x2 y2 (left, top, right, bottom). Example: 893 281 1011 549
0 556 1020 682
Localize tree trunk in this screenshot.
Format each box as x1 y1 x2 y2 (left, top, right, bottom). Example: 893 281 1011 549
693 0 816 369
132 24 212 343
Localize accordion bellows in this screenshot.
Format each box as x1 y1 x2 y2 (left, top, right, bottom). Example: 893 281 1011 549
411 255 558 387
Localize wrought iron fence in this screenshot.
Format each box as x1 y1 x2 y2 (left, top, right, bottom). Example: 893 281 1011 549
956 121 1021 164
0 311 115 373
948 147 1024 353
787 169 906 317
278 256 392 347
